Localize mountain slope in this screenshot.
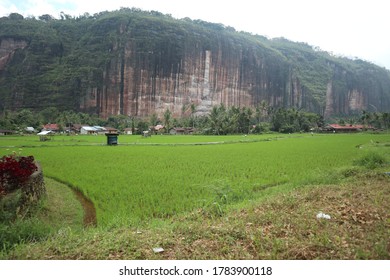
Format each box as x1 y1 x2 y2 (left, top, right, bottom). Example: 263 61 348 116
1 8 390 118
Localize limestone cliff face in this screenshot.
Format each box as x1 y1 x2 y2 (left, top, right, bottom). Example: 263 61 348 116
324 83 365 117
80 32 308 119
79 20 390 119
1 11 390 118
0 38 27 71
322 62 390 117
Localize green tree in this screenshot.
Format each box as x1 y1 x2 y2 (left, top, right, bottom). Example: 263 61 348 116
0 111 14 130
208 104 227 135
270 108 319 133
106 114 129 130
14 109 37 129
149 113 159 126
39 107 59 124
237 107 252 134
190 103 196 128
382 113 390 129
136 119 149 133
361 110 371 127
163 108 172 132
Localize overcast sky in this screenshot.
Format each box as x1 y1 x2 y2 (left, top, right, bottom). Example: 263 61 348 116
1 0 389 70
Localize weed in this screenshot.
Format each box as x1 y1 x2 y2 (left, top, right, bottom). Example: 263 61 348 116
353 152 387 169
0 177 83 256
339 167 360 178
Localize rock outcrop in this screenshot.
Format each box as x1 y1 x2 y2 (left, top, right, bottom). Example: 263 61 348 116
1 10 390 118
0 38 27 71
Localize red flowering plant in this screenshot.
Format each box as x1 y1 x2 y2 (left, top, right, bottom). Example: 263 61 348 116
0 152 37 197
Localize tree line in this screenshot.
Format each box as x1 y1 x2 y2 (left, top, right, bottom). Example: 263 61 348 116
0 103 327 134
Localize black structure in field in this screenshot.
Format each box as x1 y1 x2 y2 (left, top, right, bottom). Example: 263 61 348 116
105 133 119 145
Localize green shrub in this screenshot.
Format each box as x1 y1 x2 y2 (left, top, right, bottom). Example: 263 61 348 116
0 190 22 223
0 218 51 252
354 152 387 169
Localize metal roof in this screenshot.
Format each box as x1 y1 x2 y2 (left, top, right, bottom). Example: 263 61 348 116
37 130 53 135
81 126 98 131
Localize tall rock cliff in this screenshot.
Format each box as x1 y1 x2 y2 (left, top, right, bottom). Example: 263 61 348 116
1 9 390 118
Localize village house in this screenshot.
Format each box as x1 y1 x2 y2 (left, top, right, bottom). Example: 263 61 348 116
79 126 119 135
69 124 83 134
104 127 118 134
124 128 133 135
323 124 372 133
0 129 14 135
93 126 107 135
42 123 60 133
169 127 195 135
25 127 36 134
154 124 165 134
80 126 99 135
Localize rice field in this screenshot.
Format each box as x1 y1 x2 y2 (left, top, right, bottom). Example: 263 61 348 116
1 133 389 227
0 134 278 147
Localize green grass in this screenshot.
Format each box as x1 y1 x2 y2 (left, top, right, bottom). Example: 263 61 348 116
1 133 390 228
36 178 84 229
0 178 83 256
1 132 390 259
0 134 278 147
4 171 389 260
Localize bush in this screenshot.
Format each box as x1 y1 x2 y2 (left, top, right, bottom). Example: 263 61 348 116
0 217 51 252
0 190 22 222
354 152 387 169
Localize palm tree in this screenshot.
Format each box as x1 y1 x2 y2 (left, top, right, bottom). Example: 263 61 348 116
361 110 369 127
190 103 196 128
149 113 158 126
382 113 390 129
163 108 172 133
260 100 269 121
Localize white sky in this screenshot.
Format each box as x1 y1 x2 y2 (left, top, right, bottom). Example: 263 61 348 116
1 0 390 70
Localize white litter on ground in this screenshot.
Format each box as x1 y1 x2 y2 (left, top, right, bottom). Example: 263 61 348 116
316 212 331 220
152 247 164 253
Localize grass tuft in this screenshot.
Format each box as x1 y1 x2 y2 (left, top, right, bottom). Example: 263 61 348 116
354 152 387 169
0 178 83 257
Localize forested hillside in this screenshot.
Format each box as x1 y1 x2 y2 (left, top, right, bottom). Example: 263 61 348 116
1 8 390 119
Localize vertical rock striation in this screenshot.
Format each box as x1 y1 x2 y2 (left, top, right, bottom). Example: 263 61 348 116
78 16 390 119
1 10 390 118
0 38 27 71
80 26 298 118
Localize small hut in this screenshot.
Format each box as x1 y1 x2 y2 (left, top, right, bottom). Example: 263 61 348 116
105 133 119 145
37 130 54 141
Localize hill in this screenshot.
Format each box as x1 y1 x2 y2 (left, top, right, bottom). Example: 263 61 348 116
1 8 390 118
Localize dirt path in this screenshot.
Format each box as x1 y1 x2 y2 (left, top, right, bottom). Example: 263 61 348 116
72 188 97 227
48 176 97 227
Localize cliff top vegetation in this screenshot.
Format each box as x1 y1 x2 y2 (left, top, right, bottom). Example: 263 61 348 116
1 8 390 116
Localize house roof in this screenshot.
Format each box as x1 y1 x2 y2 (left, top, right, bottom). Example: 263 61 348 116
93 126 106 131
104 127 118 131
171 127 186 132
72 124 84 130
327 124 368 130
37 130 53 135
43 124 59 130
81 126 98 131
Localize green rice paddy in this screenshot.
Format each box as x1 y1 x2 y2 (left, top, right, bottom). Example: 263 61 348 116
1 133 389 227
